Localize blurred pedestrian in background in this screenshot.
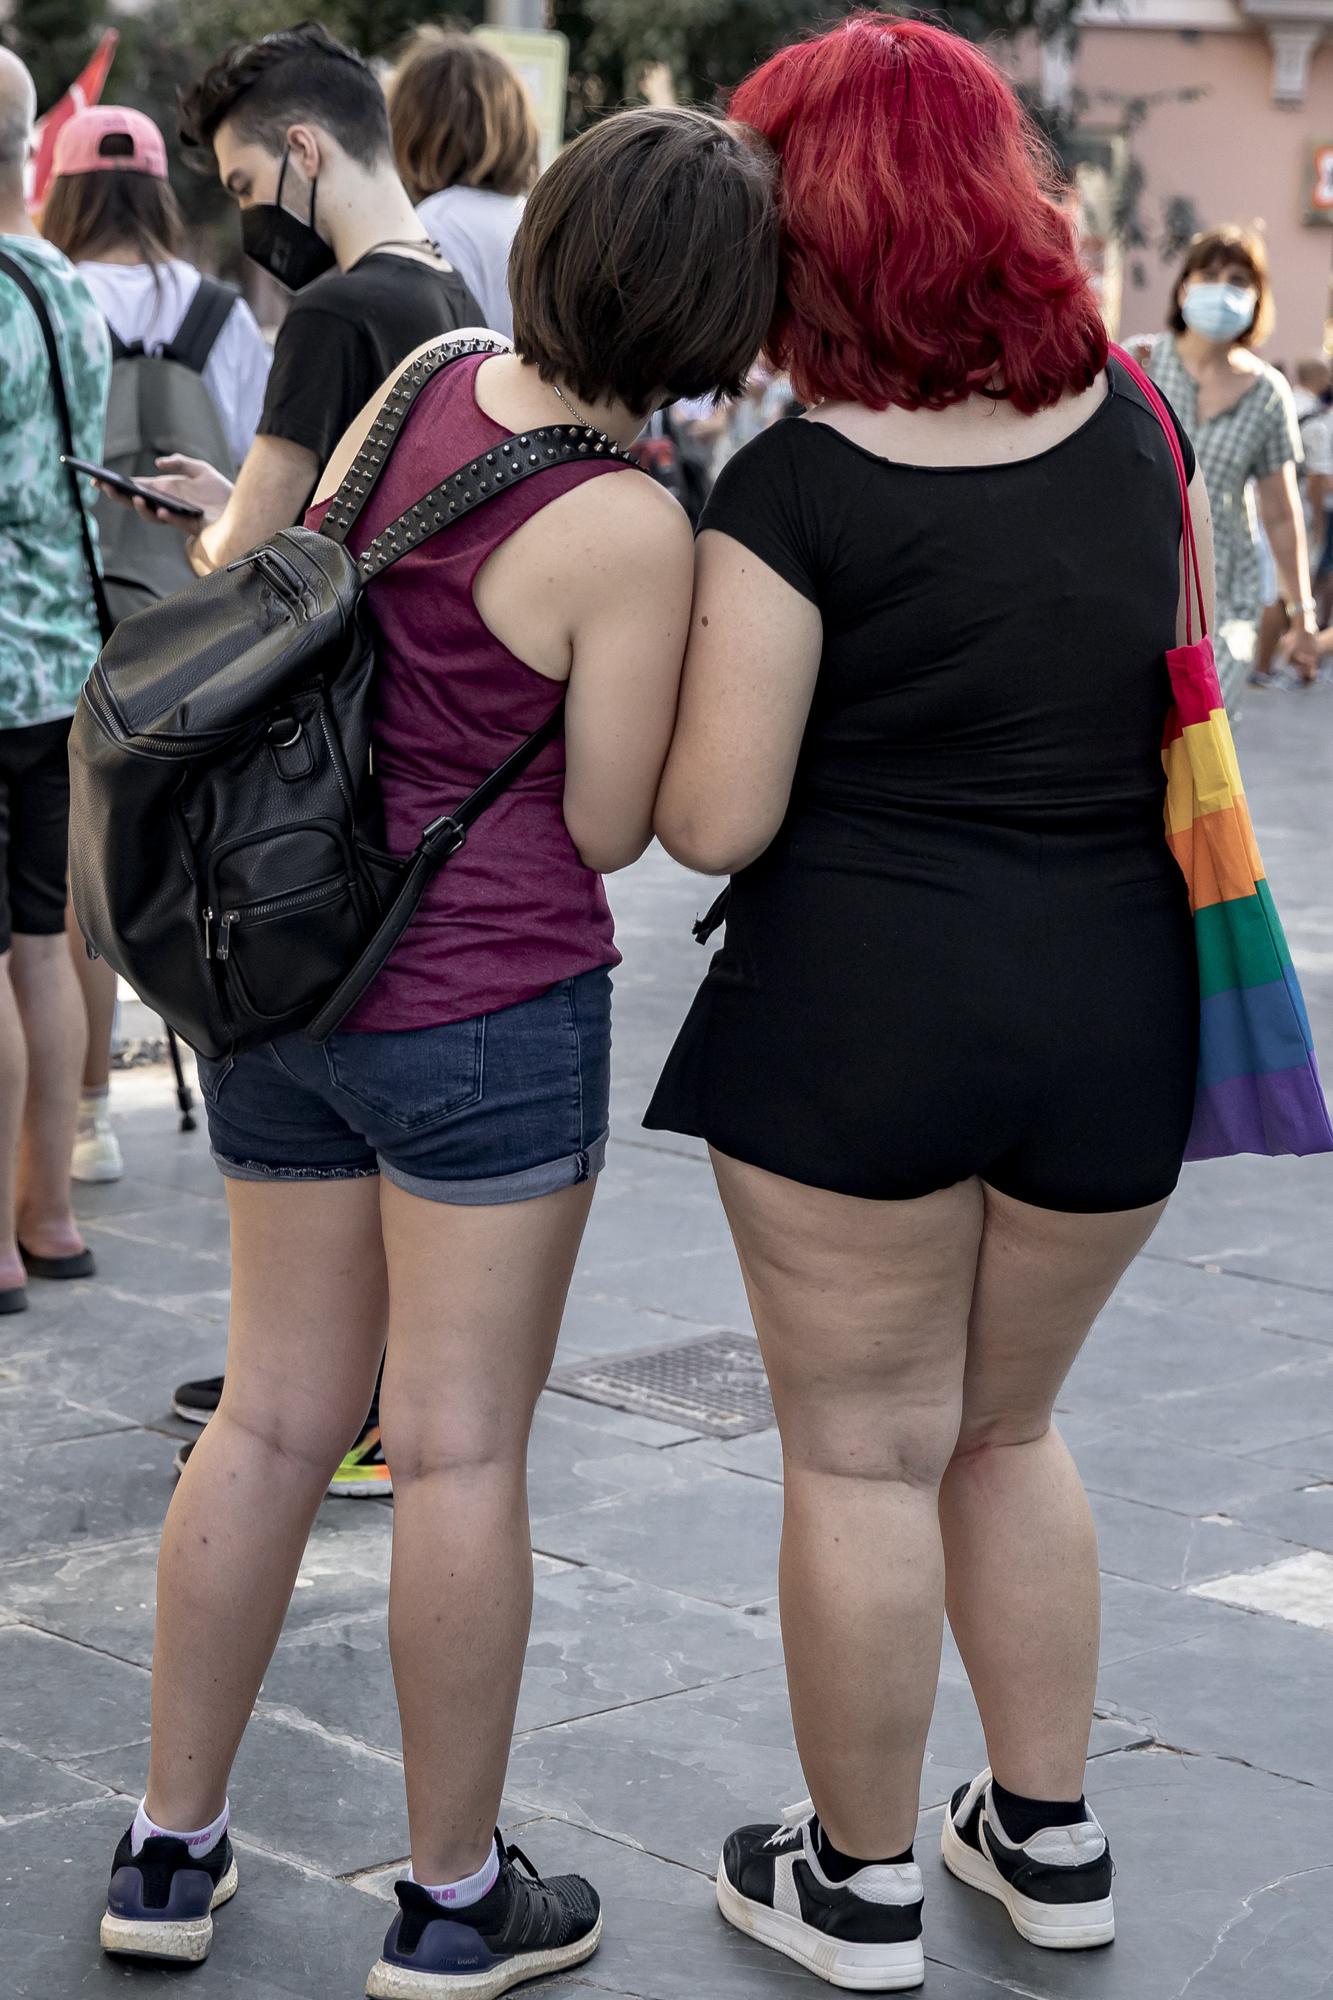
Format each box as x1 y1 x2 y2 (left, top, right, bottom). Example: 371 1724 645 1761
1145 227 1317 704
96 105 778 1996
390 29 537 341
1292 356 1333 632
42 103 272 1184
127 23 482 568
650 14 1213 1985
0 50 109 1313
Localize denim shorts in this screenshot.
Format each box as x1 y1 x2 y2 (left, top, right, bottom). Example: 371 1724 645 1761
197 969 612 1206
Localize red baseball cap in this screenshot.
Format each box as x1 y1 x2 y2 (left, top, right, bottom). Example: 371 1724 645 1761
53 107 169 182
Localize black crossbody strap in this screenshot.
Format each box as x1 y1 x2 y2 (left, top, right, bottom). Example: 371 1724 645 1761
304 704 566 1042
320 334 510 548
0 248 114 644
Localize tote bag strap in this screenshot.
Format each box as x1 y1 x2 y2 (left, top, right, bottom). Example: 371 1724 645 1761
1110 343 1207 645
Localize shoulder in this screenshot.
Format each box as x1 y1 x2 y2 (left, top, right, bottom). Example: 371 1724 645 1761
553 462 692 569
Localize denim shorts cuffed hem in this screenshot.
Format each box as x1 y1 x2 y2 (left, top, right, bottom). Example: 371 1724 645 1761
380 1128 609 1207
211 1150 380 1184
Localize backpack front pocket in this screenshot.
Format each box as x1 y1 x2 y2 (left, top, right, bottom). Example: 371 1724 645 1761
205 823 369 1027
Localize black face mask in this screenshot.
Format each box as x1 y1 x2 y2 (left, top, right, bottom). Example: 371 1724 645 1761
240 149 336 292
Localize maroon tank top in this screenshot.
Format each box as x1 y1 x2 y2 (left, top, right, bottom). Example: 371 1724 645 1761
306 354 623 1031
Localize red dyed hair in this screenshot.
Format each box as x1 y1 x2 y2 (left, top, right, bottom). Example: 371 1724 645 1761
729 13 1108 414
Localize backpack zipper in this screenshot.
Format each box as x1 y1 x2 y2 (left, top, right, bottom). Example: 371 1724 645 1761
206 878 349 963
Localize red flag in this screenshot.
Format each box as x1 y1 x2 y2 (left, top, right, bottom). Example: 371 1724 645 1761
25 29 120 212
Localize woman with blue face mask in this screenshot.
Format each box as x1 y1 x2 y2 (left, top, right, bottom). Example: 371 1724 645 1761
1146 226 1317 707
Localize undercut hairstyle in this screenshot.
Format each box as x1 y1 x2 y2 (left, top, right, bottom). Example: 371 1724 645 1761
42 169 185 268
509 106 778 411
729 11 1108 415
1167 225 1276 350
179 20 391 170
391 30 539 203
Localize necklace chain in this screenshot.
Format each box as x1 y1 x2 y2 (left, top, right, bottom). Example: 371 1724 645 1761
550 379 619 452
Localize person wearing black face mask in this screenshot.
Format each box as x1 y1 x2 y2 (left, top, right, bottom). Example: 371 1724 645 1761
121 23 482 582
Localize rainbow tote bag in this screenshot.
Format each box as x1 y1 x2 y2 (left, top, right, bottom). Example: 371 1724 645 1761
1113 344 1333 1162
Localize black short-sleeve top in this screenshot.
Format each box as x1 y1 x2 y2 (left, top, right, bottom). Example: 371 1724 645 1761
700 359 1197 832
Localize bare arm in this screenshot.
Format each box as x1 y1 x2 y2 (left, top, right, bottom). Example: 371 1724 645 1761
1256 462 1318 676
562 481 696 874
653 529 823 876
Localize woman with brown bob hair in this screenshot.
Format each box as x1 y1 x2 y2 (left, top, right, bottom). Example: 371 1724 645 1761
1148 224 1316 700
649 15 1219 1986
390 29 538 338
94 105 778 1998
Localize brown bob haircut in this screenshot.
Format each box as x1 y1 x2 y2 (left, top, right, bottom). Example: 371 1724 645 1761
391 29 538 203
510 106 778 411
1168 225 1276 349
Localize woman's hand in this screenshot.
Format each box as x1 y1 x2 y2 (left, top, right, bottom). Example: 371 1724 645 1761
120 455 234 532
1286 613 1321 683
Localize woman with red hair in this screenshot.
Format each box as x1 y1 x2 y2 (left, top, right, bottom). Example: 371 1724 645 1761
648 15 1214 1988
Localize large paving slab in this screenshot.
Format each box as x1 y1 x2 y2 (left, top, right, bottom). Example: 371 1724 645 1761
2 690 1331 1998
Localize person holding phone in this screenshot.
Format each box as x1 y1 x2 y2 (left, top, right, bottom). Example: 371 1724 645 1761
126 22 483 572
0 50 110 1315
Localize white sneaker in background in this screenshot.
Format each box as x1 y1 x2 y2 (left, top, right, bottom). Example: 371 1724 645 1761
72 1096 124 1183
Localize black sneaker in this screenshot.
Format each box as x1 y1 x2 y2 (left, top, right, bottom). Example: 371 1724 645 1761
941 1770 1114 1949
717 1811 925 1990
100 1826 238 1962
366 1835 602 1998
171 1373 223 1425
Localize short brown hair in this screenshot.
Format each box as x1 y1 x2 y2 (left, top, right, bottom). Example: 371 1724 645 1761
390 30 538 203
510 107 777 411
42 169 184 267
1168 225 1276 349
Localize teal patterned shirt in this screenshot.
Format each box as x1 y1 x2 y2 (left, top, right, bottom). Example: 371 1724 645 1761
0 235 111 730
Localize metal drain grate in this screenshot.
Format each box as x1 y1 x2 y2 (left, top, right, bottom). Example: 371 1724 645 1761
551 1332 774 1438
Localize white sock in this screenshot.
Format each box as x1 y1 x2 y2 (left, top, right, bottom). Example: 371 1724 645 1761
130 1796 229 1859
410 1839 500 1909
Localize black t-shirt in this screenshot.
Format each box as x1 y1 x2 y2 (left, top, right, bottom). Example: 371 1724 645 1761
700 359 1199 827
258 251 482 474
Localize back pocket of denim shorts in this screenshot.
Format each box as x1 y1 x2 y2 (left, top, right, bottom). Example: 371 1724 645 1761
325 1019 485 1132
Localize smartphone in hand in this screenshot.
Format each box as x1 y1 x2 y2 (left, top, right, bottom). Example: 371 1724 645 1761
61 455 204 521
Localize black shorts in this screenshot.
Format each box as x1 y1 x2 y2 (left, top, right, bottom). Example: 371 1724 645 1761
646 813 1200 1215
0 716 73 956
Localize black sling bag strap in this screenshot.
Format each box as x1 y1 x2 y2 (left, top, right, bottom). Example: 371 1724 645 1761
0 248 114 645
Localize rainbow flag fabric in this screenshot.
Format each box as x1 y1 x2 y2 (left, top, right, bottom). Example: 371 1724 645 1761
1114 343 1333 1162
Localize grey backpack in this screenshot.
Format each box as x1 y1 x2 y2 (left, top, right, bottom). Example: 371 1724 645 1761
97 276 239 626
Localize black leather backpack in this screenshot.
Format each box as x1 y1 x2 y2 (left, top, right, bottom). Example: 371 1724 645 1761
68 336 633 1060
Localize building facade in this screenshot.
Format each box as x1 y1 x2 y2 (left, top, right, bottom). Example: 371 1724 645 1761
1017 0 1333 357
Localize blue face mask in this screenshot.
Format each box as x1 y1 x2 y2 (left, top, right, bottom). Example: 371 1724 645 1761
1180 281 1257 344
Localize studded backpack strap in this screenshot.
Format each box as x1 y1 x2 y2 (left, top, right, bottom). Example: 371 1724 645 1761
320 334 511 548
352 421 630 584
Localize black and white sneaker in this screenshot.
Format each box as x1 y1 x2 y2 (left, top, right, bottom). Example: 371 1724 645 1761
366 1835 602 1998
100 1826 238 1962
171 1373 223 1425
717 1812 925 1990
941 1770 1114 1949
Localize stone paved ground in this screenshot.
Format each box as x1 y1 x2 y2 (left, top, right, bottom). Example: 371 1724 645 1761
3 689 1333 1999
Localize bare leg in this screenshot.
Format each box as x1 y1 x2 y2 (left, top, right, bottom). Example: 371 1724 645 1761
0 953 28 1288
145 1176 386 1829
67 900 117 1093
379 1177 594 1884
712 1151 983 1859
938 1185 1166 1799
9 931 87 1260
